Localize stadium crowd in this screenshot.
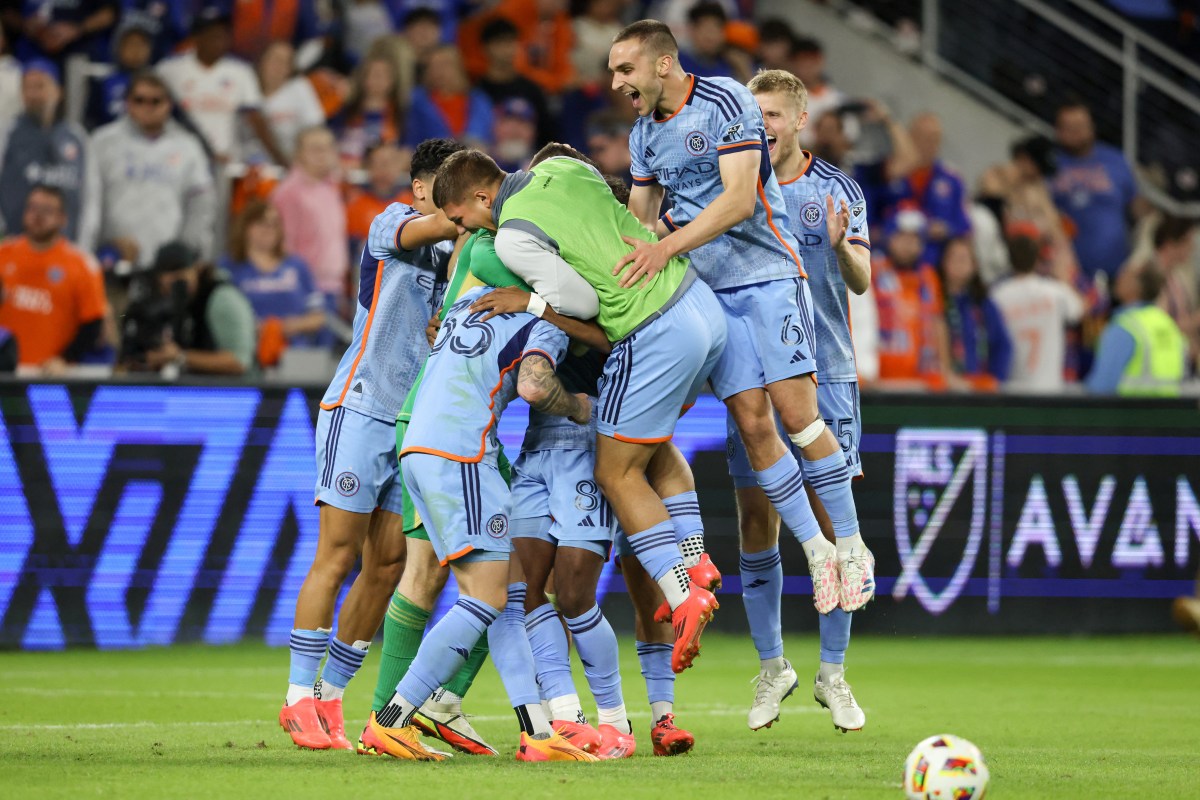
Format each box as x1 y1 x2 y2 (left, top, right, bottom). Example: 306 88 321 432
0 0 1194 395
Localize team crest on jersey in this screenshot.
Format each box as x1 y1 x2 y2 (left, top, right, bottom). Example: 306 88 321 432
801 202 824 228
486 514 508 539
335 472 360 497
684 131 709 156
47 266 64 284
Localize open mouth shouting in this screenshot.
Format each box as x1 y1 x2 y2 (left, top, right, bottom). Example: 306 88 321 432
625 89 643 111
766 134 778 154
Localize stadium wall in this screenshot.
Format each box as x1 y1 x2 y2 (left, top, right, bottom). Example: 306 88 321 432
0 381 1196 650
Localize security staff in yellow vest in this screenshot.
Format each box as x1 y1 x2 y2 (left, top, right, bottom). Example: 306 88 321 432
1087 262 1188 396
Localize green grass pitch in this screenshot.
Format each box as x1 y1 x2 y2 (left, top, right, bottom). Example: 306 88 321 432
3 633 1198 799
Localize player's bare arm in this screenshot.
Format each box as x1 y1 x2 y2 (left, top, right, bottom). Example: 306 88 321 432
469 288 612 354
517 354 591 423
399 211 459 251
825 195 871 295
614 149 759 289
628 182 666 229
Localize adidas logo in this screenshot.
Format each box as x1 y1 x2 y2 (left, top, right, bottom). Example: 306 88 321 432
579 515 596 527
745 578 769 589
789 351 807 364
644 145 655 159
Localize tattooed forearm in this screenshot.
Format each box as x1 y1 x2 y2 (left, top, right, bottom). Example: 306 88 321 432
518 355 586 421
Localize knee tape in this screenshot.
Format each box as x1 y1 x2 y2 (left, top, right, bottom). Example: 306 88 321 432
788 418 826 450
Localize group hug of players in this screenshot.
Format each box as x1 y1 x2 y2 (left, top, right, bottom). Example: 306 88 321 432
277 20 877 762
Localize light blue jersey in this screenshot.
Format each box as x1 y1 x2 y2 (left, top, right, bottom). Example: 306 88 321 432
321 203 452 422
779 153 871 383
401 287 568 467
629 74 804 290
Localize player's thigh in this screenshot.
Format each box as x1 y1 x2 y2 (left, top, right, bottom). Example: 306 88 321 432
359 508 408 581
597 283 724 445
724 386 789 470
397 535 447 609
646 441 695 497
314 406 400 515
451 559 510 611
735 485 780 553
314 503 373 573
401 454 514 568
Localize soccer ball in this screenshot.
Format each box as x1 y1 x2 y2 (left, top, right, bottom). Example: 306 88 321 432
903 734 990 799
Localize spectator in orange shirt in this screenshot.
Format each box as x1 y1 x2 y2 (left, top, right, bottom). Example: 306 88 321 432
872 209 955 389
345 142 412 259
0 185 108 373
459 0 576 94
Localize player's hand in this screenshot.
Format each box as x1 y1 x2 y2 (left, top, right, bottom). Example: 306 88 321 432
613 235 668 289
425 315 441 348
470 287 531 321
568 393 591 425
826 194 850 248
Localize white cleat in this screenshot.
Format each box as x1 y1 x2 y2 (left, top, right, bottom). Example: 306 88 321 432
412 693 498 756
807 541 841 614
813 671 865 732
838 546 876 611
747 659 799 730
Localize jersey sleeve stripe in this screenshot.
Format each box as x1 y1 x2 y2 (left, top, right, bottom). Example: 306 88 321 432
632 174 656 186
847 236 871 250
812 161 864 203
717 141 759 154
393 213 419 253
661 211 679 232
693 82 738 121
521 348 558 370
695 78 742 118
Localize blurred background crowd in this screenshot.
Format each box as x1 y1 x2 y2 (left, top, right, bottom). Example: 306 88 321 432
0 0 1197 397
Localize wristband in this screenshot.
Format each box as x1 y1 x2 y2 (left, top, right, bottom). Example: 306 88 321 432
525 293 547 318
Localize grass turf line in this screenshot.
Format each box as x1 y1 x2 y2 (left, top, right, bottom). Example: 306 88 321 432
2 633 1198 799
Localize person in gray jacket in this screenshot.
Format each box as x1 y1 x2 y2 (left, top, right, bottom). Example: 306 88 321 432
0 59 96 248
90 71 217 270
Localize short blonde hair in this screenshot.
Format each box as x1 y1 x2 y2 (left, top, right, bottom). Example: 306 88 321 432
747 69 808 116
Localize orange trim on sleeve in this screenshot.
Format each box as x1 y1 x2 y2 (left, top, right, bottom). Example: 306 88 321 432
439 544 476 567
653 75 695 124
609 431 673 444
320 261 384 410
757 180 805 278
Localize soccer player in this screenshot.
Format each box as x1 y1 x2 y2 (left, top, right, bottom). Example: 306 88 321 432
607 23 875 621
434 149 727 673
724 70 872 732
279 139 461 752
369 284 599 763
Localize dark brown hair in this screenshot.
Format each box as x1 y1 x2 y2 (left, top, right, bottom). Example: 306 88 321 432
229 200 283 262
432 149 505 208
613 19 678 58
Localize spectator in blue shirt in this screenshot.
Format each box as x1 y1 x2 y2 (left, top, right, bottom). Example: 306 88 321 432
9 0 119 64
677 1 751 83
403 44 493 149
1050 100 1140 284
890 112 972 268
939 236 1012 389
85 20 154 130
223 200 327 348
120 0 191 60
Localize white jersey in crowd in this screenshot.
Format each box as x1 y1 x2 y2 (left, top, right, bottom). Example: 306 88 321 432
239 77 324 164
990 273 1084 392
0 55 20 134
158 51 262 160
89 117 217 267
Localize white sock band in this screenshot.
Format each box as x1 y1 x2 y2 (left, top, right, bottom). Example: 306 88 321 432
789 418 826 450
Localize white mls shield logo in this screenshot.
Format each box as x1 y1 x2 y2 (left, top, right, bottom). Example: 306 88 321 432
893 429 988 615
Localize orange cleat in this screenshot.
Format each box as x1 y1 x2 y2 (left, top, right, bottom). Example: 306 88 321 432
651 713 695 756
595 724 636 759
279 697 332 750
671 585 719 673
412 709 498 756
654 554 722 623
356 711 449 761
515 731 600 762
315 698 353 750
552 719 603 753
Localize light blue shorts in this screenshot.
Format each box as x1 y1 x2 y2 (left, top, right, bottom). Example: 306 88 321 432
314 406 404 515
510 448 613 560
597 278 727 443
726 380 863 489
400 453 512 566
708 277 818 400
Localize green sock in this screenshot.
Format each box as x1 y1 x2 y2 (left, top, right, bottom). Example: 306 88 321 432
371 591 430 712
442 636 490 698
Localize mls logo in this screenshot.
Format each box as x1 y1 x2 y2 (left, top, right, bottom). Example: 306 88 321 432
893 428 988 615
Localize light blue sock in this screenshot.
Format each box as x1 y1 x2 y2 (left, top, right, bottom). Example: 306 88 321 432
755 453 822 543
819 607 852 664
487 582 542 707
802 451 858 537
635 641 674 703
393 596 497 711
663 492 703 542
626 521 683 581
564 605 623 711
739 547 784 660
525 602 575 701
321 636 368 689
288 628 330 687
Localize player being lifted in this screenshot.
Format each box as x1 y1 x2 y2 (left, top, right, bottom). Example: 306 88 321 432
369 276 599 762
280 139 462 754
434 149 727 674
723 70 872 732
606 19 876 697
